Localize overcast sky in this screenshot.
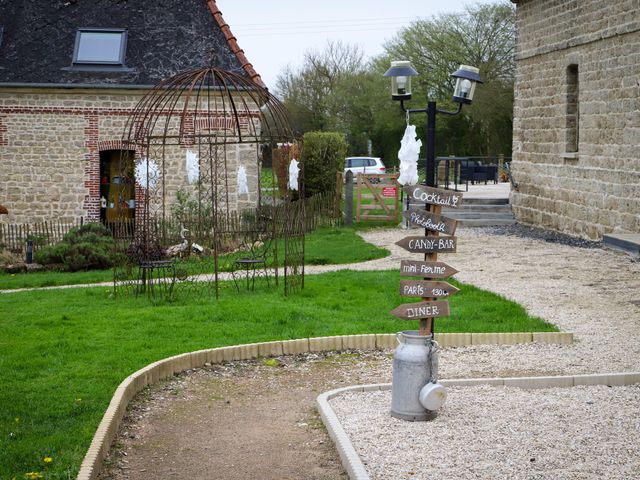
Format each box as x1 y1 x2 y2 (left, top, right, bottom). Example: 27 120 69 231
216 0 505 90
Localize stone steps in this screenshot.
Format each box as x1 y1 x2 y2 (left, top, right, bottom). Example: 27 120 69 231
443 201 515 227
407 190 515 227
602 233 640 256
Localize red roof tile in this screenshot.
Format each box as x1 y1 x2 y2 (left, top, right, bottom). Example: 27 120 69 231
206 0 266 88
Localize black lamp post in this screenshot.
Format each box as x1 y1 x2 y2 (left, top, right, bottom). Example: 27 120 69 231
384 61 483 187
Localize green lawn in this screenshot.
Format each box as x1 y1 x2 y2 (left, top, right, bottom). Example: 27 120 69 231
0 227 389 290
0 270 556 478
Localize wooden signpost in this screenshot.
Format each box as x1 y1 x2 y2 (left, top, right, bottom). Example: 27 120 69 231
392 184 462 336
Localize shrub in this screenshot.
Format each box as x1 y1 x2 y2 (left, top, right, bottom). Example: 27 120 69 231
300 132 348 197
0 248 24 272
34 223 116 271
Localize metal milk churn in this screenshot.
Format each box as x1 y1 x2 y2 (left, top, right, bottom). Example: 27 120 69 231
391 330 445 421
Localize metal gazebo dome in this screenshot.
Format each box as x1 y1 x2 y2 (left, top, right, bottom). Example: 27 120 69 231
113 67 303 299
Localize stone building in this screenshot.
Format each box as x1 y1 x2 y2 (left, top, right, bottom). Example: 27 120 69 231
0 0 265 226
510 0 639 239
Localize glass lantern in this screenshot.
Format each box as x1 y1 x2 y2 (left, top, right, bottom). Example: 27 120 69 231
451 65 483 104
384 60 418 101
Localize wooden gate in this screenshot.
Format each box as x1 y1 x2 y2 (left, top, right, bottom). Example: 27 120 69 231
356 173 400 222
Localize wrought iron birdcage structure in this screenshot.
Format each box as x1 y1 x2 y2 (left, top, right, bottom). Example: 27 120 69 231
112 67 304 298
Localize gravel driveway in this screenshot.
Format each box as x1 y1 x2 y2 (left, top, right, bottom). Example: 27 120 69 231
352 226 640 377
326 225 640 480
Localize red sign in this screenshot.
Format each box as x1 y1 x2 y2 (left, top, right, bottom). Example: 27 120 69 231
382 187 397 197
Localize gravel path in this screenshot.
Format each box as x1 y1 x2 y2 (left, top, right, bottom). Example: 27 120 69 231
335 226 640 377
331 384 640 480
325 225 640 479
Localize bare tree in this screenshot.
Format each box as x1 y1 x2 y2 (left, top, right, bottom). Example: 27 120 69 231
275 40 366 133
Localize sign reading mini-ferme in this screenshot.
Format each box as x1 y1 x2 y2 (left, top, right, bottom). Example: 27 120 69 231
399 260 458 278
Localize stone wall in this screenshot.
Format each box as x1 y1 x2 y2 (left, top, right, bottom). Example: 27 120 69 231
0 88 262 225
511 0 640 239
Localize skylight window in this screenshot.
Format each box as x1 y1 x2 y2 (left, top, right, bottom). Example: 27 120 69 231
73 28 127 65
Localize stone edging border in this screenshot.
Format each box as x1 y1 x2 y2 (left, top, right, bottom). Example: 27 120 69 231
316 372 640 480
76 331 573 480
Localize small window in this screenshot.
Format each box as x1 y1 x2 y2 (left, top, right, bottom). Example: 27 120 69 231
73 28 127 65
367 159 377 166
566 64 579 154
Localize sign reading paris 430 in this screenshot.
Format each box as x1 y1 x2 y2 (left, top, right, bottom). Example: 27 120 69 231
400 280 459 298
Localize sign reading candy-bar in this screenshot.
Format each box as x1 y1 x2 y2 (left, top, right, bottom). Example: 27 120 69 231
395 236 457 253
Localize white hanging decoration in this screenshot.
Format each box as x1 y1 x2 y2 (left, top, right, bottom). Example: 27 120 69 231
237 165 249 195
135 158 160 190
288 159 300 191
185 150 200 184
397 124 422 186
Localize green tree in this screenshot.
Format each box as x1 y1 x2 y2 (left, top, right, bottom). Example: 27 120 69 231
274 2 515 161
382 1 516 156
300 131 348 197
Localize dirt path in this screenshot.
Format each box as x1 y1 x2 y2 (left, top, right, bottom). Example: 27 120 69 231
100 352 391 480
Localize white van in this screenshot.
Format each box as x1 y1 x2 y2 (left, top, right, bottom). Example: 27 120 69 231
344 157 386 177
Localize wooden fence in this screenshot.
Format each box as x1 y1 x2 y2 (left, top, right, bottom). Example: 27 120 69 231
0 218 85 254
0 190 342 255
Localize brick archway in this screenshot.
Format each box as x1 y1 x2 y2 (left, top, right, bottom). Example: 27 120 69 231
84 139 143 222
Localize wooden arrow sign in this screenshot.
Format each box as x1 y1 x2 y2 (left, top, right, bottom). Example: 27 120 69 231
400 280 460 298
400 260 459 278
403 208 457 235
390 300 450 320
403 185 463 208
395 236 457 253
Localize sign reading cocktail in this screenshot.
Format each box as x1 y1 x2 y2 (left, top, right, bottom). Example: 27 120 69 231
403 185 463 208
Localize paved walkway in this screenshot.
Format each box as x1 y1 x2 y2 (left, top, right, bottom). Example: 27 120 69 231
455 181 510 199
